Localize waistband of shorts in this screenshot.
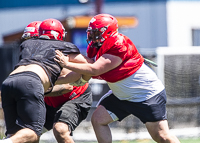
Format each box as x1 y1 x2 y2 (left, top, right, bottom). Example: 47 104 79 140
9 71 41 81
156 89 166 96
85 85 91 93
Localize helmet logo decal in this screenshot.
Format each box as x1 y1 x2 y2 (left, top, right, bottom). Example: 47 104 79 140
90 17 96 23
51 30 59 40
100 27 107 33
24 27 35 32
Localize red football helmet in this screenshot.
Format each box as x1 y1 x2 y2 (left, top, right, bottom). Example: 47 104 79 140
39 18 66 41
87 14 118 46
22 21 42 39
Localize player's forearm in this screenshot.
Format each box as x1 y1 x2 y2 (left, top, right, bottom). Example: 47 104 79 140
45 84 73 97
67 53 95 75
55 50 98 76
56 71 82 84
82 74 91 81
64 62 97 76
69 53 94 64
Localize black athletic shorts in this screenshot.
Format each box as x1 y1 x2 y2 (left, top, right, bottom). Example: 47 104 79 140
100 89 167 123
44 85 92 135
1 71 45 136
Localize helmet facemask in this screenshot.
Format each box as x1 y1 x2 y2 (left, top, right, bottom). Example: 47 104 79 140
87 14 119 49
86 26 108 48
22 33 32 40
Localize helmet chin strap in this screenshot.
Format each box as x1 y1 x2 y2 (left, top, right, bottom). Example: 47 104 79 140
87 41 101 49
97 41 103 47
91 42 102 50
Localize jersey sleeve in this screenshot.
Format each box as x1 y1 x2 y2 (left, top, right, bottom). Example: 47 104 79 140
61 42 80 56
106 45 127 60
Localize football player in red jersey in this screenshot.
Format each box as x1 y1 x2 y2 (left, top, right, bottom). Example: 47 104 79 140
44 69 92 143
39 19 92 143
0 19 92 143
55 14 180 143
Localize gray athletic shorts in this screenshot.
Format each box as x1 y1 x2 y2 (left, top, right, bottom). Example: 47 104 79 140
100 89 167 123
1 71 45 136
44 85 92 135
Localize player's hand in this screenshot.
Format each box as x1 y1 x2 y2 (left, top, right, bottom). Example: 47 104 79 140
54 50 69 68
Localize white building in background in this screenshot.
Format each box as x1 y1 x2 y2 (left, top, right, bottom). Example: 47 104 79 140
1 0 200 50
0 0 168 56
167 0 200 47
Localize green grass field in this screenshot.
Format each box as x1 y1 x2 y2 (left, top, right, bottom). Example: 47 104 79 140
73 138 200 143
3 132 199 143
112 138 200 143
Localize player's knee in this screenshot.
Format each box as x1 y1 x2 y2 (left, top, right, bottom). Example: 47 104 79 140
19 128 39 142
91 111 100 125
152 133 170 143
53 122 70 137
91 110 108 126
92 106 113 126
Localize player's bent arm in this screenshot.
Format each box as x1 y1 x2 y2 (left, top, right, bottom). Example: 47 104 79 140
56 65 89 87
56 68 82 84
56 70 82 84
45 83 73 97
68 53 93 82
68 53 94 64
82 74 91 81
63 54 122 76
70 75 88 86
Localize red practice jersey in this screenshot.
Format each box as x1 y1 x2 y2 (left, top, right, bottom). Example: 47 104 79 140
87 33 144 82
44 83 89 108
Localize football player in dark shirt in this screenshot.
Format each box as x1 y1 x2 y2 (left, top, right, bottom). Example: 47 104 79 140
20 20 93 143
0 19 92 143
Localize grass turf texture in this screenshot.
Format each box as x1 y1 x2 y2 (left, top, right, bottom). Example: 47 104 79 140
67 138 200 143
